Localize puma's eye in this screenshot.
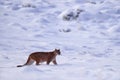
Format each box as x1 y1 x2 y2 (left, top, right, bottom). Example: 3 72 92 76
58 51 61 55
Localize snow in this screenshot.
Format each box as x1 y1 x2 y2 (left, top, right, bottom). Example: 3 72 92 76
0 0 120 80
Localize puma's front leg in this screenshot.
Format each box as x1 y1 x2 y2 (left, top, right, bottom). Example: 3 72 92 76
53 60 57 65
47 60 51 65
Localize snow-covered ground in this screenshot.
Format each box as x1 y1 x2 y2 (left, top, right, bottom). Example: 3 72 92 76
0 0 120 80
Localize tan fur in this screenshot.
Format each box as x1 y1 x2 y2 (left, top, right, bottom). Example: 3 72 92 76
17 49 61 67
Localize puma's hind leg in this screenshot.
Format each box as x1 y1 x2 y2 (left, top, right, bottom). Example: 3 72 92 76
47 60 51 65
35 59 40 65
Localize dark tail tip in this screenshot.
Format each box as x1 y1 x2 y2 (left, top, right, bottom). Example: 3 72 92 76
17 65 23 67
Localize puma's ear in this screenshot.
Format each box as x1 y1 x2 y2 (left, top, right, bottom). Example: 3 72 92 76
55 48 60 51
55 49 57 51
57 49 60 51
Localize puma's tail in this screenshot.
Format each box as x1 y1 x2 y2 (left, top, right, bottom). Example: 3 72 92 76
17 56 32 67
17 65 24 67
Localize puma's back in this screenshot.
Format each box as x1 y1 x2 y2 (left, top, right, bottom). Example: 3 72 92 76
17 49 61 67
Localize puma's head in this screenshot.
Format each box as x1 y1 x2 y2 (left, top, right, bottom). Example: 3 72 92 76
54 49 61 55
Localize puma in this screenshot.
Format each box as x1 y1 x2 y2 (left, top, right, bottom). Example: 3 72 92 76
17 49 61 67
